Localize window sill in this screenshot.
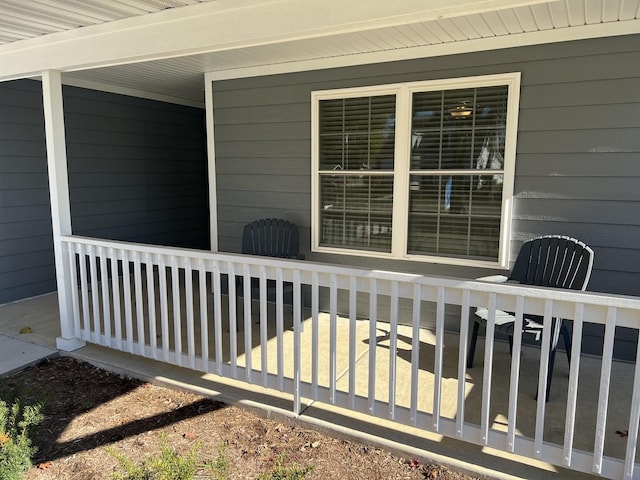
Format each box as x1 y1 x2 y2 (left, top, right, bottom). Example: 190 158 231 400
312 245 509 269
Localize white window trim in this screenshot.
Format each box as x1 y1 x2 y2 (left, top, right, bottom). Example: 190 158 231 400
311 72 521 269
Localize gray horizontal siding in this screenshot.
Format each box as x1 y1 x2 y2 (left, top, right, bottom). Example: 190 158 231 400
0 79 209 304
63 85 209 251
212 34 640 359
0 80 54 303
212 34 640 289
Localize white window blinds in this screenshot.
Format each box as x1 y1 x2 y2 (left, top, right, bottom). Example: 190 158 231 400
318 95 396 252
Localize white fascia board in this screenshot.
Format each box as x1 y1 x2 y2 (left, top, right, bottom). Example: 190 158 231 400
0 0 552 81
206 18 640 81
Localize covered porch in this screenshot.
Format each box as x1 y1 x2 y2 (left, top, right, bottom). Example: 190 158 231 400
1 2 640 479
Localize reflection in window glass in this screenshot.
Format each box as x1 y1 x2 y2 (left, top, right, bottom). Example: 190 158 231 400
408 85 508 259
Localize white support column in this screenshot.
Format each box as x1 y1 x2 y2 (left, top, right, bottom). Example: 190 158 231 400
42 70 85 351
204 73 218 252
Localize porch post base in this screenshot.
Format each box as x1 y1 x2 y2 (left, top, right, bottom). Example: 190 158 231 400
56 336 86 352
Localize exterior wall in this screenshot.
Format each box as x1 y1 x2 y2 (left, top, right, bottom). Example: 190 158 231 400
0 80 53 303
0 79 208 305
64 85 209 249
212 35 640 358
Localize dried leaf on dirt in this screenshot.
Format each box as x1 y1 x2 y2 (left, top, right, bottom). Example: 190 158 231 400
37 461 53 470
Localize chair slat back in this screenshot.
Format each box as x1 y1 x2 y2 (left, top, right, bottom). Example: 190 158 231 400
509 235 594 291
242 218 299 259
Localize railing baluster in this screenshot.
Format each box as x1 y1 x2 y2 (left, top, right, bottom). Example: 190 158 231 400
133 251 145 356
227 262 238 374
212 260 223 376
348 276 357 410
311 271 319 400
293 270 302 416
276 267 284 391
624 328 640 479
99 246 111 347
329 273 337 404
534 299 554 458
433 286 445 431
563 302 584 466
481 292 497 444
88 244 100 344
593 306 617 475
185 257 196 369
243 263 252 382
259 265 268 387
158 255 170 362
78 243 90 341
170 256 182 365
121 250 134 353
507 296 524 453
456 288 470 437
368 278 378 415
109 249 122 351
388 281 399 421
146 252 157 359
410 283 422 427
198 259 209 372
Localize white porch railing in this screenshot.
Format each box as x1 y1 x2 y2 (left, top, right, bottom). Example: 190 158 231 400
59 235 640 480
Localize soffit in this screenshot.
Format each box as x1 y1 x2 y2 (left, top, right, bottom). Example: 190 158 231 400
2 0 639 107
0 0 215 45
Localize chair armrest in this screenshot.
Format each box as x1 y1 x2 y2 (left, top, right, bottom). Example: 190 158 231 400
474 307 517 326
476 275 509 283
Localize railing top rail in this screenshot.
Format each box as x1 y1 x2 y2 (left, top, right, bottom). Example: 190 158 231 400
61 235 640 312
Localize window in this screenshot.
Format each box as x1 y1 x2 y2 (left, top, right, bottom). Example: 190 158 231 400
312 73 520 268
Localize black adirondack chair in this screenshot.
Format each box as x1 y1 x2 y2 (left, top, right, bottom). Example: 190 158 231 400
238 218 301 304
466 235 594 400
242 218 300 259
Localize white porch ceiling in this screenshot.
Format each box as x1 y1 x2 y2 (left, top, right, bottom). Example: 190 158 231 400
0 0 215 45
1 0 639 107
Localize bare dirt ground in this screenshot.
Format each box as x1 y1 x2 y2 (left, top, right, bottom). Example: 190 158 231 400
0 356 480 479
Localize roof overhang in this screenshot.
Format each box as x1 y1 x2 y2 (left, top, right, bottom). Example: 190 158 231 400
1 0 639 107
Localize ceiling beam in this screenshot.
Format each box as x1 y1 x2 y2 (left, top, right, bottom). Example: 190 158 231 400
0 0 553 81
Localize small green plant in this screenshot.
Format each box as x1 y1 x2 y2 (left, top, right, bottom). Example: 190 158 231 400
0 398 44 480
257 454 314 480
109 435 199 480
109 437 312 480
207 443 230 480
106 446 152 480
147 438 199 480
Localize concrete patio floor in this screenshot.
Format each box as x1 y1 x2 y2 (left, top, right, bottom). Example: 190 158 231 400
0 291 630 480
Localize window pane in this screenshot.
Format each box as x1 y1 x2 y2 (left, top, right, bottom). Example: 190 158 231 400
407 174 502 260
319 95 395 171
320 174 393 252
471 175 503 215
411 86 508 171
469 217 501 258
